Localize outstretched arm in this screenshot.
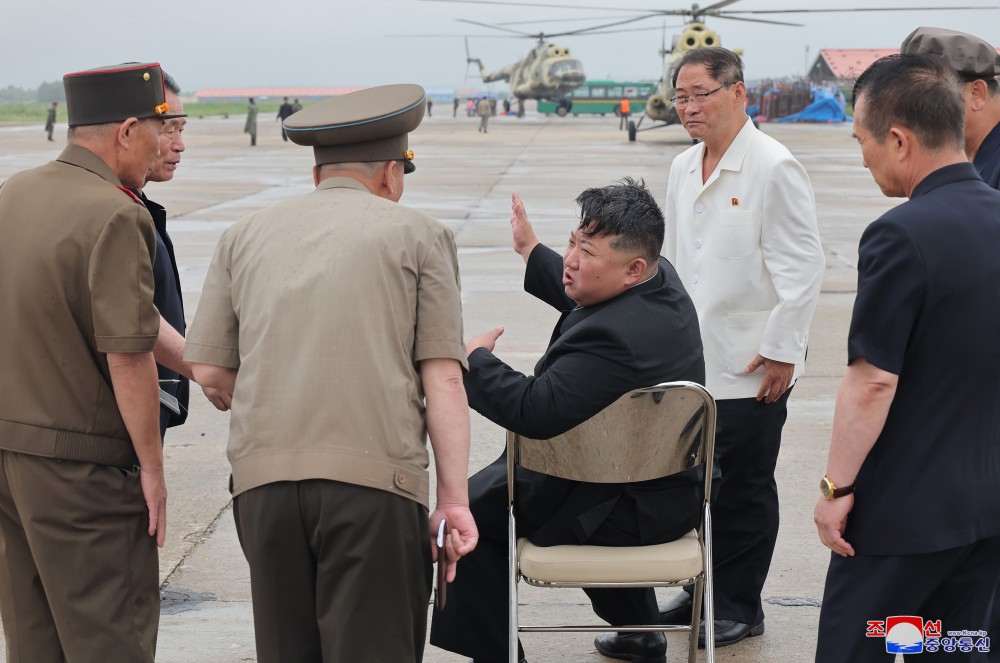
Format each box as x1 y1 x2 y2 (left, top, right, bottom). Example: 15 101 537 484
422 357 478 582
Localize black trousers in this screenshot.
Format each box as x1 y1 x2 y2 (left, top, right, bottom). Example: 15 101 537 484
430 456 695 661
234 480 432 663
683 389 790 625
815 536 1000 662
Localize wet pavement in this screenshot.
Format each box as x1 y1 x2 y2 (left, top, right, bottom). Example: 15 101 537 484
0 109 901 662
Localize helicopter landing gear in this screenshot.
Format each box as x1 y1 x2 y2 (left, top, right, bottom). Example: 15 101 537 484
554 99 573 117
627 120 637 142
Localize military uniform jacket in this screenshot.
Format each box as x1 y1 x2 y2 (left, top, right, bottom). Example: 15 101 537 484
185 178 467 508
973 119 1000 190
0 145 159 467
664 117 825 400
244 104 257 134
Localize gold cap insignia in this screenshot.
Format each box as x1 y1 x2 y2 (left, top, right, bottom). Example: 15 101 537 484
154 103 169 116
143 72 150 82
405 150 415 160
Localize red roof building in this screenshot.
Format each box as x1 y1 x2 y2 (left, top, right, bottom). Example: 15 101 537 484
193 87 367 101
808 49 899 83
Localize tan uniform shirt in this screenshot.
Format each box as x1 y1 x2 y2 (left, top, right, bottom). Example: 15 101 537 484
0 145 159 466
185 177 467 507
476 99 492 117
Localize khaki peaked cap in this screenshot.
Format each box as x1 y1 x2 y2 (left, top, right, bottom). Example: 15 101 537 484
283 84 426 173
901 27 1000 79
64 62 186 127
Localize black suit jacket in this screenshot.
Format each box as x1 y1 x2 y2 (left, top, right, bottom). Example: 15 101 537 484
465 244 706 545
139 193 189 433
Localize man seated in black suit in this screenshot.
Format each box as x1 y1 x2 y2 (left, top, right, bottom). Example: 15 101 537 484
430 178 706 663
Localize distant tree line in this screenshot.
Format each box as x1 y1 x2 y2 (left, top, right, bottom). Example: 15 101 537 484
0 81 66 104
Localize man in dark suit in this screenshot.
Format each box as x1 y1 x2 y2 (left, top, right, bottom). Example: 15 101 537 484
277 96 294 141
813 54 1000 662
430 178 706 663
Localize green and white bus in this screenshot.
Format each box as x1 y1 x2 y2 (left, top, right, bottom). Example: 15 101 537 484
538 80 657 116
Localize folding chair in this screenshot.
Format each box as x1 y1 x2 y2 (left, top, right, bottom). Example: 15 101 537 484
506 381 716 663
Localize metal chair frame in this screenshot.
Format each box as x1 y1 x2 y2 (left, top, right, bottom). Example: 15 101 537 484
506 381 717 663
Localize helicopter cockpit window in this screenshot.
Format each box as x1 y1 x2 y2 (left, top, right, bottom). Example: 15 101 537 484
548 61 580 78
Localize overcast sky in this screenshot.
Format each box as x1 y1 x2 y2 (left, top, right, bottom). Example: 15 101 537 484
3 0 998 92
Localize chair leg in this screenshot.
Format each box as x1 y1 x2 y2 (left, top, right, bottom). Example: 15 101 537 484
703 504 715 663
508 507 519 663
689 576 704 663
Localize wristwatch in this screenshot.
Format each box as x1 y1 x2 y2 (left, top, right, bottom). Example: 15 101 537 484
820 475 855 500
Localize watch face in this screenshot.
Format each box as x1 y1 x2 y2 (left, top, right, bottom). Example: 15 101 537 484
820 478 832 499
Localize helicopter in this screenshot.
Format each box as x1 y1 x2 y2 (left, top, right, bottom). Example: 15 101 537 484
629 19 732 141
462 31 585 114
425 0 995 138
453 14 661 113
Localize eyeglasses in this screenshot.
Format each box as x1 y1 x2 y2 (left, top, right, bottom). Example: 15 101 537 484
671 83 731 107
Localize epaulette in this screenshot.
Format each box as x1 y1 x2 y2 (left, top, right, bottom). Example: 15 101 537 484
115 185 143 204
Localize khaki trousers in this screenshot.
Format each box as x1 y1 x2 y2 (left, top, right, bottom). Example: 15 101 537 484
234 479 432 663
0 450 159 663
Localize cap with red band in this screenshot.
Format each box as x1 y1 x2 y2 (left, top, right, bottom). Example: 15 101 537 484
63 62 185 127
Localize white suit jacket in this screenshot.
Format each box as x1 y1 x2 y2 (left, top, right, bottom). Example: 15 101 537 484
664 118 825 400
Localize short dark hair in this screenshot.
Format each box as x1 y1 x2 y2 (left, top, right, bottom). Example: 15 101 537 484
853 54 964 151
575 177 664 267
163 72 181 95
671 47 744 89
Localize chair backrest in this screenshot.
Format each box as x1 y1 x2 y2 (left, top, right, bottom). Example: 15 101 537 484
507 381 715 484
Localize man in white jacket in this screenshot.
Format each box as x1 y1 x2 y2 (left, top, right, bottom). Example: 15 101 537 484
658 46 825 648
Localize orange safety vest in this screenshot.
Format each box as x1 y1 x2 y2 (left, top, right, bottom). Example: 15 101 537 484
620 99 631 113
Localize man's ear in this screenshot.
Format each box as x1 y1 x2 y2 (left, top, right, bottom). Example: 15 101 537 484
969 79 989 112
383 160 401 198
624 256 648 285
732 81 748 105
117 117 140 146
888 126 909 161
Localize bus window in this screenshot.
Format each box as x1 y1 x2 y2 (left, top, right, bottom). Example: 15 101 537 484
572 87 590 99
607 86 623 98
590 87 607 98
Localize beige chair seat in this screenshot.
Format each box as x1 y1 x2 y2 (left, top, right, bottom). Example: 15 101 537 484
518 530 702 584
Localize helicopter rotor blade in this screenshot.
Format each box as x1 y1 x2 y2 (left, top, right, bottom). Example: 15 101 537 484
422 0 688 14
498 14 644 25
722 5 996 14
539 13 664 38
456 18 535 36
705 13 804 26
697 0 746 12
574 24 684 36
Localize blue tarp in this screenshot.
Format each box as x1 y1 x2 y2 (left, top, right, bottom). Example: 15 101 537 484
776 87 849 123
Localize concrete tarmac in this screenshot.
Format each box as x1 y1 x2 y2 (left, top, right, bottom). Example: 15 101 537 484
0 110 901 662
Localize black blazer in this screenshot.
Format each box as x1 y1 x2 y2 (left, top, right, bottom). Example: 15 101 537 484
465 244 707 545
140 193 189 432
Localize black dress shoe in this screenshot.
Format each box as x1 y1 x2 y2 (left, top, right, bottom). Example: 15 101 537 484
593 632 666 663
699 619 765 647
657 592 693 625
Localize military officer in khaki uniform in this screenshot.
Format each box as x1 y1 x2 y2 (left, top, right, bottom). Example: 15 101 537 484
186 84 479 663
0 63 183 663
477 95 493 133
